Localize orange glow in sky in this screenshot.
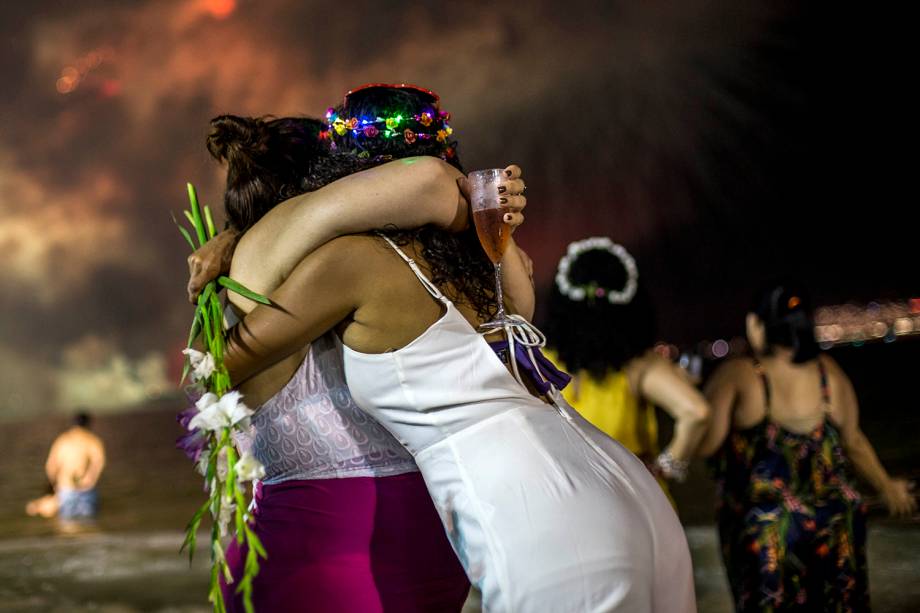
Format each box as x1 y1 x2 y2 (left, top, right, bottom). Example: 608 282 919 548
204 0 236 19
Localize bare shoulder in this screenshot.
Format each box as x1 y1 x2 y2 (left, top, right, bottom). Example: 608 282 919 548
623 350 669 391
627 350 669 376
816 354 856 414
817 353 847 381
291 234 395 285
233 199 299 264
708 357 756 388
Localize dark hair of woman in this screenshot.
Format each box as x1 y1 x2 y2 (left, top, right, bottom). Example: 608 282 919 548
332 85 496 319
751 282 820 363
207 115 327 232
544 248 657 380
206 85 497 319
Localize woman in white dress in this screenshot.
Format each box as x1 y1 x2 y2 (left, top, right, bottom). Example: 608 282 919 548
223 85 696 612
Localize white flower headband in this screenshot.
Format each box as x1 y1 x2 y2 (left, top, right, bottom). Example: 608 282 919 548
554 236 639 304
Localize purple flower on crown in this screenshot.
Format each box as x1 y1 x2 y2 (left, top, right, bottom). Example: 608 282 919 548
363 125 379 138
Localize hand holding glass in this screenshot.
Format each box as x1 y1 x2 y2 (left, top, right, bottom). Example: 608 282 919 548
469 169 515 331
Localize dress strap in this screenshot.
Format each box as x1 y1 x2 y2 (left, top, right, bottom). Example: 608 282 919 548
817 357 831 413
753 359 772 417
376 234 446 302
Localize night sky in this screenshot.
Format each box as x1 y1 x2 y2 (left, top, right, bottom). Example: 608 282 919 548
0 1 914 417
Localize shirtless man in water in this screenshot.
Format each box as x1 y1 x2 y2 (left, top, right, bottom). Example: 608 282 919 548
26 412 106 520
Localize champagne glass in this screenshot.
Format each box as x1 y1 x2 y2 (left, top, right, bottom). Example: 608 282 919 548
469 169 516 332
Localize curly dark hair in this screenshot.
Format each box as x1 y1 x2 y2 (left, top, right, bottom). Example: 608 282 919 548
207 85 497 319
544 246 657 380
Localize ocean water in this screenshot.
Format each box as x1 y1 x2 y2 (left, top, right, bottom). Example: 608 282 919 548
0 406 917 611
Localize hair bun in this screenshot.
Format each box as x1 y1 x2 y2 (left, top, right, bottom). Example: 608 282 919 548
207 114 270 163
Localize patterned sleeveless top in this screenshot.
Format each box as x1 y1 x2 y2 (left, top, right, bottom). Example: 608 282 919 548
232 330 417 484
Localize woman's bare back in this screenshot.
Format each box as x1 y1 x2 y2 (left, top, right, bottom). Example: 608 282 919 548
227 232 497 405
730 355 846 434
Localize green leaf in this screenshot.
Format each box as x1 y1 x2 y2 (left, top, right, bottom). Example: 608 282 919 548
199 281 216 308
208 559 227 613
171 212 197 250
221 558 234 584
187 183 208 246
184 210 197 232
180 498 211 563
199 302 214 345
187 310 203 348
205 445 217 485
204 205 217 240
217 276 271 305
247 529 268 559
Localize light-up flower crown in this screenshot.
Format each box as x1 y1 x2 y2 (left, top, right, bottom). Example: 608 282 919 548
320 83 457 160
555 237 639 305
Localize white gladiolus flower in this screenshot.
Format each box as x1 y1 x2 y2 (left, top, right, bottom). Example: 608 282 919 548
188 391 252 433
235 452 266 482
182 348 216 381
195 392 219 412
188 394 223 432
218 391 252 427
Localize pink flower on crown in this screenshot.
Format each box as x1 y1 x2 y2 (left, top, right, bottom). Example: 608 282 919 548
363 125 379 138
404 129 417 144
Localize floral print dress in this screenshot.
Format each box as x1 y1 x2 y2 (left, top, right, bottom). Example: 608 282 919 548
711 359 869 612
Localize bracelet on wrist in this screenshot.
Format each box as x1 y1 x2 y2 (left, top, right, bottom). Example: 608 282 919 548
655 450 689 483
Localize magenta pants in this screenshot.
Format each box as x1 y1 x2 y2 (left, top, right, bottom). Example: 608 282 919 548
221 472 469 612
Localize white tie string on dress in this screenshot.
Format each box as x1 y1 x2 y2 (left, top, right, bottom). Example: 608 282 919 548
490 315 554 393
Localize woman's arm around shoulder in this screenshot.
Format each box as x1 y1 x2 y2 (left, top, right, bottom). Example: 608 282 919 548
223 235 374 385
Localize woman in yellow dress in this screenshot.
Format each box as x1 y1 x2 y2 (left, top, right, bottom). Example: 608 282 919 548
545 237 711 490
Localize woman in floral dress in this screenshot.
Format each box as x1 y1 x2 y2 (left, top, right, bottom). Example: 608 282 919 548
698 283 915 611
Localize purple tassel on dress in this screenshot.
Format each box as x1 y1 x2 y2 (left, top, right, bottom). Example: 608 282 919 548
488 341 572 394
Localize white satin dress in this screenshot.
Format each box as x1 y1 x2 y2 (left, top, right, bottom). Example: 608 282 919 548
343 239 696 613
